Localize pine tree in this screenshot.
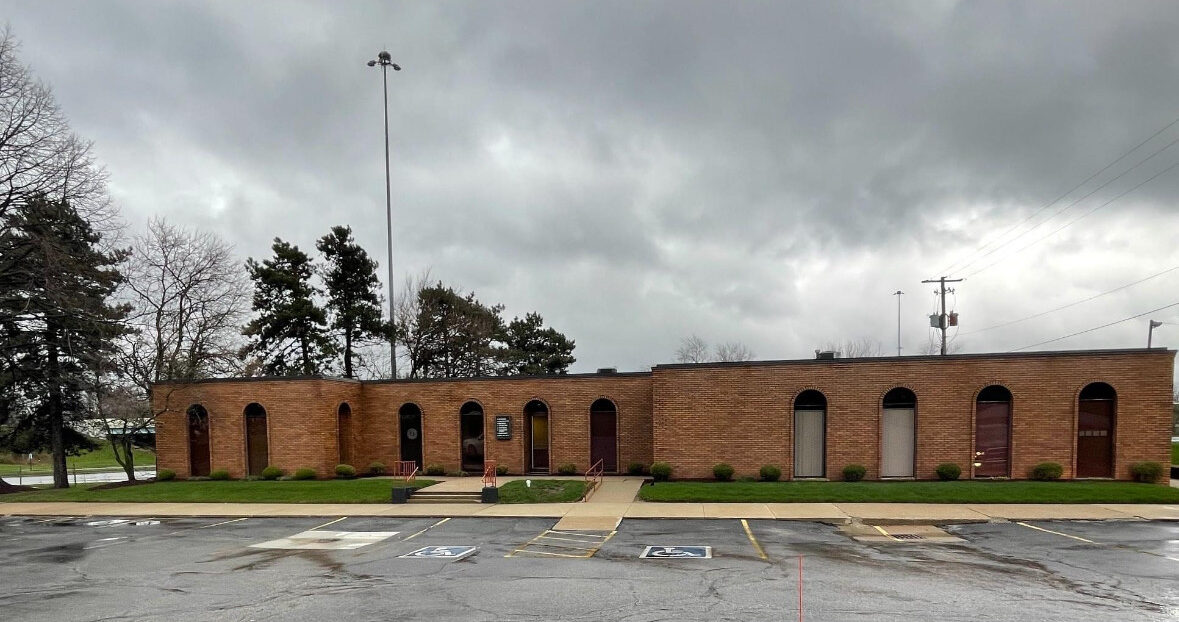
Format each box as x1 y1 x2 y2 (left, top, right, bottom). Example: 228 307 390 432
316 225 389 378
0 195 128 488
242 238 333 376
501 312 576 375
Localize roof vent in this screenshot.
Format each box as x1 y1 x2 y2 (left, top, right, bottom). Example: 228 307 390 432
815 350 839 360
596 367 618 374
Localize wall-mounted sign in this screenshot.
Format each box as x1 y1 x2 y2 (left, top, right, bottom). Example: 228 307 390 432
495 415 512 440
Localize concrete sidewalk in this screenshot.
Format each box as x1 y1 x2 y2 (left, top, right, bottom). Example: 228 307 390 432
3 500 1177 523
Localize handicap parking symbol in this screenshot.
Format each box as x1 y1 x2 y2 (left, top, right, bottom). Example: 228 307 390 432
399 545 478 560
640 546 712 559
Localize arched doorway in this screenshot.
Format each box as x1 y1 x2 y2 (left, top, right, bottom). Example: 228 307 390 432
460 401 485 472
589 398 618 473
187 404 210 477
337 403 352 466
974 386 1012 478
1077 382 1116 478
399 403 423 470
244 403 268 477
881 388 916 478
525 400 550 473
793 390 827 478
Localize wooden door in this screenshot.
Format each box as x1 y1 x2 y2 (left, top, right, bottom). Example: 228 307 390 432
974 402 1011 477
590 411 617 472
246 415 268 476
338 412 352 466
188 412 210 477
530 414 549 473
1077 400 1113 477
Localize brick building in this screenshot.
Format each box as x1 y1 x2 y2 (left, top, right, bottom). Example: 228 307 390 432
154 348 1174 482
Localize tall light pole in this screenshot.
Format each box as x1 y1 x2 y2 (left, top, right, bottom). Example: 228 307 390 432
367 51 401 378
1148 319 1163 348
893 290 903 356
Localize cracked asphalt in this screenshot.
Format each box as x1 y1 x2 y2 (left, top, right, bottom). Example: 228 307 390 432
1 515 1176 621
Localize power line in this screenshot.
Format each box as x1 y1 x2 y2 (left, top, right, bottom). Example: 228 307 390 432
963 265 1179 335
963 159 1179 278
1010 300 1179 351
952 133 1179 275
940 110 1179 275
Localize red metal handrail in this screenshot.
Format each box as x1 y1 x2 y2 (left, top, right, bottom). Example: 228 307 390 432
482 461 497 488
583 459 604 502
392 460 418 484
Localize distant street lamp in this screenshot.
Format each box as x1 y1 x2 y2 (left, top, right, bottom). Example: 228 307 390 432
1148 319 1163 348
367 51 401 377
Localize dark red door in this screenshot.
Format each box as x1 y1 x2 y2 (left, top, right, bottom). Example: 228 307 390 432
1077 400 1113 478
974 402 1010 477
188 411 210 477
590 411 617 472
246 415 269 476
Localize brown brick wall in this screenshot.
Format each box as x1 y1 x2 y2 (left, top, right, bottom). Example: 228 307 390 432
153 349 1173 482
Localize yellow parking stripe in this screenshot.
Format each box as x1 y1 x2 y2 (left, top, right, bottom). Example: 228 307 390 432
507 529 616 558
310 516 348 530
1015 522 1095 543
741 519 769 560
872 525 901 542
403 517 450 541
198 517 248 529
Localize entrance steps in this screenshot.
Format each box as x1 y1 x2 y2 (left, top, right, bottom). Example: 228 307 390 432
408 490 482 504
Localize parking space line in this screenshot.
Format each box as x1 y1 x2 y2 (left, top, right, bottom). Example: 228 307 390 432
403 517 450 541
507 529 616 558
199 517 249 529
740 519 769 560
510 548 592 558
1015 522 1095 543
534 534 606 545
872 525 900 542
311 516 348 530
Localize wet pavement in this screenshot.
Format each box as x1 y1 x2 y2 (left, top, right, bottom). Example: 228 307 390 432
0 515 1176 621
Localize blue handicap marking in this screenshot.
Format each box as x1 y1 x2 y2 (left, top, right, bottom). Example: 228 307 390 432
400 545 477 560
640 545 712 559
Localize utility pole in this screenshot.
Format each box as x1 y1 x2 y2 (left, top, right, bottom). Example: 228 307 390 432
893 290 903 356
1148 319 1163 348
921 276 963 355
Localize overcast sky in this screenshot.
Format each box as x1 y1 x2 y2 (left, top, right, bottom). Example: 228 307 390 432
5 1 1179 374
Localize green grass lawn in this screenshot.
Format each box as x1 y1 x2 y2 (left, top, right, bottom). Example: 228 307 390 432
0 444 156 475
497 479 588 503
638 480 1179 504
0 478 436 504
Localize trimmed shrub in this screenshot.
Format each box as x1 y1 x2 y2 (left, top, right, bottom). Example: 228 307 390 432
260 466 283 481
712 463 735 481
424 464 445 476
156 469 176 481
335 464 357 479
759 465 782 482
293 467 317 480
627 462 646 476
842 464 867 482
367 461 386 476
935 463 962 481
209 469 230 481
495 464 509 476
1130 461 1164 483
1029 462 1063 481
557 463 577 476
650 462 672 482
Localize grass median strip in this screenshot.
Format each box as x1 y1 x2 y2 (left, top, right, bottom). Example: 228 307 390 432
0 478 436 504
497 480 588 503
638 480 1179 504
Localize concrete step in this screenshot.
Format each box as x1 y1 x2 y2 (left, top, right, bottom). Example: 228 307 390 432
408 491 482 504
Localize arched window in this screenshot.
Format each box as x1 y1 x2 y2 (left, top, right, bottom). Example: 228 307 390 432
881 388 916 477
460 401 484 471
399 403 423 469
1077 382 1116 478
187 404 210 477
244 403 268 477
974 386 1012 477
590 398 618 473
337 403 352 466
793 390 827 478
525 400 550 473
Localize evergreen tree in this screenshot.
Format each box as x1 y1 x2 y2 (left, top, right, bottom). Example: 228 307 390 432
501 312 576 375
316 226 389 378
242 238 333 376
399 282 505 378
0 194 128 488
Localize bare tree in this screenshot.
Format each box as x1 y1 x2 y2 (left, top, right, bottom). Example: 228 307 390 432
820 337 883 358
921 333 963 355
392 268 433 379
674 334 710 363
104 218 250 480
715 341 755 362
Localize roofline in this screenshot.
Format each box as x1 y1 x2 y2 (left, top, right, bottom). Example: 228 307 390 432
152 370 652 388
653 347 1175 371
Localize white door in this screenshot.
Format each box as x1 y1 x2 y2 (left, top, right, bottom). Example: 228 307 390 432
881 408 915 477
793 410 825 477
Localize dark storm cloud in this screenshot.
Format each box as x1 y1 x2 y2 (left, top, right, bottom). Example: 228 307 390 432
4 0 1179 372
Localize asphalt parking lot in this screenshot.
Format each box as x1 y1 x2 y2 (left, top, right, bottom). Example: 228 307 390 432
1 515 1176 621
